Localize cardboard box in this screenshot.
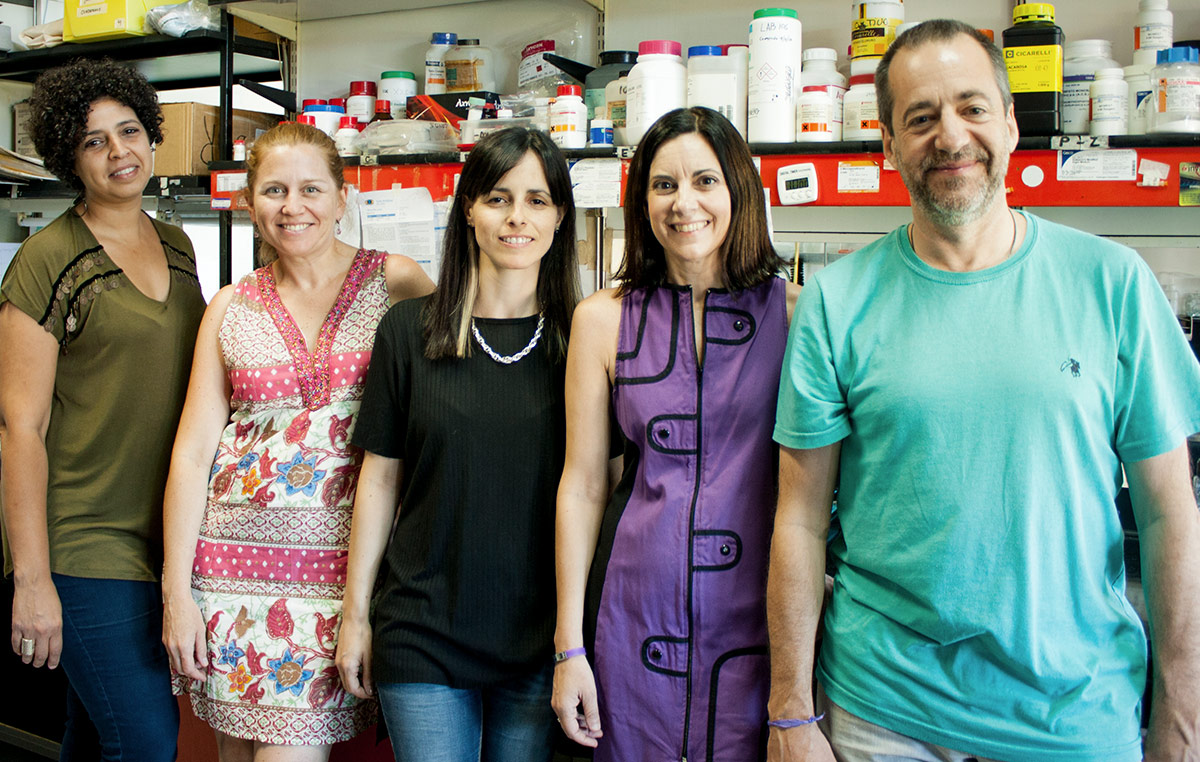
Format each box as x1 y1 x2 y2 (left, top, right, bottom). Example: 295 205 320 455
157 102 279 176
63 0 178 42
12 101 38 160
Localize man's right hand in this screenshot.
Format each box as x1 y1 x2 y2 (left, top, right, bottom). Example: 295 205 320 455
10 575 62 669
767 724 836 762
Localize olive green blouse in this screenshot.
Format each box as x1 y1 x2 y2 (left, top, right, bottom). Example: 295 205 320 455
1 208 206 581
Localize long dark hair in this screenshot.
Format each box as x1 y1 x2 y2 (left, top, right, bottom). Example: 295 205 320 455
617 107 777 295
422 127 579 360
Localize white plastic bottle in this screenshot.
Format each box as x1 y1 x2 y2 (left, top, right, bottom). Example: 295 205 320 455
1063 39 1119 134
687 46 739 126
550 84 588 149
445 39 496 93
1150 46 1200 134
801 47 847 141
796 86 835 142
424 32 457 95
1135 0 1173 53
625 39 686 146
334 116 360 157
748 7 802 143
724 44 750 138
347 81 377 125
1124 64 1154 135
842 58 881 141
379 71 417 118
605 71 631 144
1089 68 1128 136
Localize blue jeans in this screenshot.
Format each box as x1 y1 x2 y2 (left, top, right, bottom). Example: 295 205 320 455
53 574 179 762
377 666 555 762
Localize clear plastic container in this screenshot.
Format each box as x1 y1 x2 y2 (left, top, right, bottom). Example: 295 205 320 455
358 119 458 154
625 39 686 146
458 117 536 146
1089 68 1127 136
445 39 496 93
1150 46 1200 134
1063 39 1118 134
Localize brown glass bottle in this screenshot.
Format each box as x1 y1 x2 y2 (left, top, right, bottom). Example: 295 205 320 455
1002 3 1063 136
369 99 394 124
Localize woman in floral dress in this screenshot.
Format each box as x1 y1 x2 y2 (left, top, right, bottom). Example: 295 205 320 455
160 123 433 760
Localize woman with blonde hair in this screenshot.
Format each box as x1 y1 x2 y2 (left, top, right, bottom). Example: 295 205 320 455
161 122 433 761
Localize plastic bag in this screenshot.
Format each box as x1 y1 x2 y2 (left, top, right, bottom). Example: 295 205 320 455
146 1 220 37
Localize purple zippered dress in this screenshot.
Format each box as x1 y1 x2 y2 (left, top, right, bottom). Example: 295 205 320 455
585 277 788 762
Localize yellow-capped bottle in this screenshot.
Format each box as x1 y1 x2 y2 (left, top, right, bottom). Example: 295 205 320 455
1002 3 1064 136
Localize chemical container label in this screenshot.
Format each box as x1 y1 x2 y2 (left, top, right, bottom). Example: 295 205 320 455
1003 45 1063 93
1157 77 1200 114
1136 24 1172 51
519 40 555 87
688 72 738 122
446 59 482 91
851 17 901 58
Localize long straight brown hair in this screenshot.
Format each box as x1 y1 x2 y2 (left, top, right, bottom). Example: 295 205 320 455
421 127 580 361
617 107 778 295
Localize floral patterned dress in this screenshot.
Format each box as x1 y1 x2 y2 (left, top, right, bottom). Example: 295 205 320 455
180 250 387 744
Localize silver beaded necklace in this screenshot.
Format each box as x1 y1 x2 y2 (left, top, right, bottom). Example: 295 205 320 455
471 313 544 365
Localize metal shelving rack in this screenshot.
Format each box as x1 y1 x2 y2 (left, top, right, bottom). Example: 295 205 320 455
0 11 284 285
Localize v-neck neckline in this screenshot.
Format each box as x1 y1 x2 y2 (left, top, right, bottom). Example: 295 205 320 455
256 248 372 410
74 208 174 306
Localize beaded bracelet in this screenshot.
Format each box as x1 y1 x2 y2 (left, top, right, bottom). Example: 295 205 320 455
767 713 826 729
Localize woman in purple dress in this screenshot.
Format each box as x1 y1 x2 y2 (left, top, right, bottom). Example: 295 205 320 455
552 107 800 761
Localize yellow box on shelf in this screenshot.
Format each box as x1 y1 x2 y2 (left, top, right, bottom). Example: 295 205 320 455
63 0 178 42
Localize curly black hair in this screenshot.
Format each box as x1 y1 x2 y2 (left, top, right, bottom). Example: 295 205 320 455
28 58 163 192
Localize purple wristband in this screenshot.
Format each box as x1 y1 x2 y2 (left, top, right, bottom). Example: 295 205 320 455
553 647 586 664
767 712 826 729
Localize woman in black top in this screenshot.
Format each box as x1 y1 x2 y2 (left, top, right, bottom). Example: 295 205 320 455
335 127 579 762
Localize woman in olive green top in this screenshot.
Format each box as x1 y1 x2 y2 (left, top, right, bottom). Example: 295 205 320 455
0 59 205 761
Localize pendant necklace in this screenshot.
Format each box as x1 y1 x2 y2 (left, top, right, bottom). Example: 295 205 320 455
908 208 1019 267
472 313 544 365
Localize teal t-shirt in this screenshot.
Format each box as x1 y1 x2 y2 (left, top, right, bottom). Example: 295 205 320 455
774 212 1200 762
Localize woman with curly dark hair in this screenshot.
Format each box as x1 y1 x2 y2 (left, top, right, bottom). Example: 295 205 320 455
0 58 205 760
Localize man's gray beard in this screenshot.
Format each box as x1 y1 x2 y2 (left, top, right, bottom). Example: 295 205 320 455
898 152 1008 228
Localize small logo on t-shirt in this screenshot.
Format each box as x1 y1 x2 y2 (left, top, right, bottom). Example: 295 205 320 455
1060 357 1081 377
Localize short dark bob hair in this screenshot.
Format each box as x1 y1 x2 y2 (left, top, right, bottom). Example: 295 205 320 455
617 107 777 295
876 19 1012 134
422 127 580 361
28 58 164 192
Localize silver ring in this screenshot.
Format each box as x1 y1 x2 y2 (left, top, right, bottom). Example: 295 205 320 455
19 637 35 656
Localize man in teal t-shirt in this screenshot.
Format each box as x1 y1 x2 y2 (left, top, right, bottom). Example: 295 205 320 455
766 19 1200 762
